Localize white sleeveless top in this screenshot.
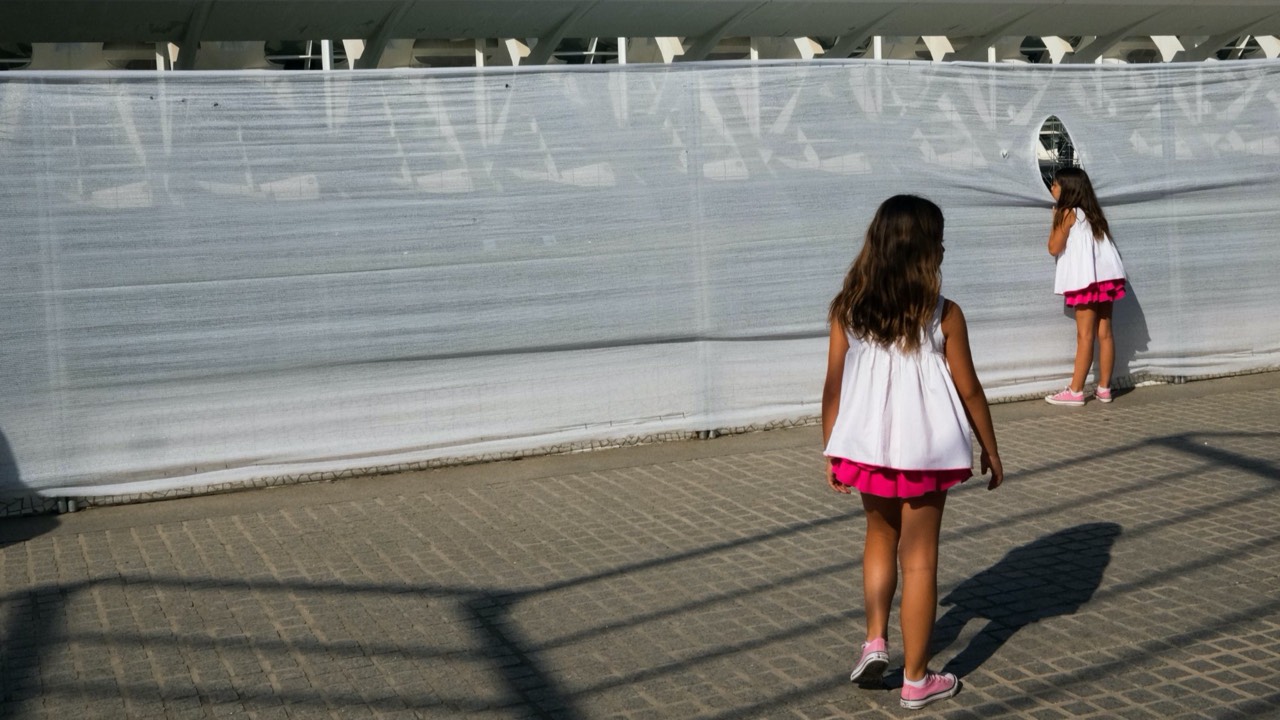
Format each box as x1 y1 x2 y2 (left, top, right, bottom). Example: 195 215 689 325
823 296 973 471
1053 210 1126 295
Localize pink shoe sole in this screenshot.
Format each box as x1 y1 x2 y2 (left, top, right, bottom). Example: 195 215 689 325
849 639 889 684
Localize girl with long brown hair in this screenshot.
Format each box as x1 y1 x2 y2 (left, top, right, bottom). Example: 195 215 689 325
1045 167 1127 406
822 195 1003 710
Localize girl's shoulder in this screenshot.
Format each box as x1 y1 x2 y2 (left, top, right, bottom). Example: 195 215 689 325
939 296 967 341
939 295 961 325
1063 208 1090 231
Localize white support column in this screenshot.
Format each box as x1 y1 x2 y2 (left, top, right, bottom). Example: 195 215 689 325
475 39 485 67
660 37 684 63
873 36 883 60
321 42 333 129
1150 36 1184 62
827 9 897 59
616 37 627 64
505 38 530 65
342 39 366 68
991 36 1027 63
625 37 683 63
794 37 822 60
1175 30 1243 61
748 37 822 60
1256 35 1280 58
1228 35 1251 60
921 36 953 62
155 44 168 71
1040 36 1075 63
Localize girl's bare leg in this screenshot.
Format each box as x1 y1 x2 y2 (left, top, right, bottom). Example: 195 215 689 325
1070 304 1098 393
1096 301 1114 388
899 491 947 681
860 493 902 643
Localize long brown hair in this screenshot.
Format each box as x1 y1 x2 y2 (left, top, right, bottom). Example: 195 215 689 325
828 195 944 352
1053 167 1112 241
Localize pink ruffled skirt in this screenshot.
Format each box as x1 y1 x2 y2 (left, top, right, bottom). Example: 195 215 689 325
1064 279 1126 306
829 457 970 499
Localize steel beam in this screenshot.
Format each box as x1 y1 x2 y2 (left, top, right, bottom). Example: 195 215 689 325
1067 11 1167 63
1175 14 1277 61
525 2 599 65
949 8 1039 61
355 0 415 70
680 2 768 61
174 0 214 70
826 9 897 58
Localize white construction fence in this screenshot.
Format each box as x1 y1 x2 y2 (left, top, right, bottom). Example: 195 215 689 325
1 60 1277 499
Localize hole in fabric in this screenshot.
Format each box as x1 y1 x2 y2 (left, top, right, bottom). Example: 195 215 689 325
1037 116 1079 189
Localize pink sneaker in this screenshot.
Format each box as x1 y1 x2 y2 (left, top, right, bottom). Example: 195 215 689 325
849 638 888 684
1095 387 1113 403
900 670 960 710
1045 387 1085 406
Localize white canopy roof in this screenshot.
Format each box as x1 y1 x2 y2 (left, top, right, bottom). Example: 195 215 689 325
2 0 1278 43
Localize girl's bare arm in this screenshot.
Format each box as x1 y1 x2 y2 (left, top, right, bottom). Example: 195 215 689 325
941 301 1004 490
822 322 851 493
1047 208 1074 257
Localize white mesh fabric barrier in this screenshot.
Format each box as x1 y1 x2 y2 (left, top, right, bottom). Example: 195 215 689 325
2 61 1278 497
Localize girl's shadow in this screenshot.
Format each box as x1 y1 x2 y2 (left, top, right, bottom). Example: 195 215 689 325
929 522 1121 679
1111 284 1150 395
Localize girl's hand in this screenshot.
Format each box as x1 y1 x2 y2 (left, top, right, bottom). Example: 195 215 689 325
826 460 851 494
981 450 1004 491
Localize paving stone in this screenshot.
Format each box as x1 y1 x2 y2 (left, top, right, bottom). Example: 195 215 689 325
0 376 1277 719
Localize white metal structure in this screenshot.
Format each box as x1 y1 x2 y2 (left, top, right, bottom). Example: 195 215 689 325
1 1 1279 70
1 3 1278 505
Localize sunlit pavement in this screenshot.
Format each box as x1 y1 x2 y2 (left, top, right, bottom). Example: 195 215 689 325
2 373 1278 719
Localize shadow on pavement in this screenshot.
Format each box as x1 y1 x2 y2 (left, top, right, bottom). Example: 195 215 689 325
0 514 60 551
0 426 59 549
933 522 1121 679
0 510 862 718
1152 432 1280 481
1 425 1277 717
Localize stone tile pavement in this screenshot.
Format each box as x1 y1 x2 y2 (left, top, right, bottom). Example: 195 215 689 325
2 373 1279 719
